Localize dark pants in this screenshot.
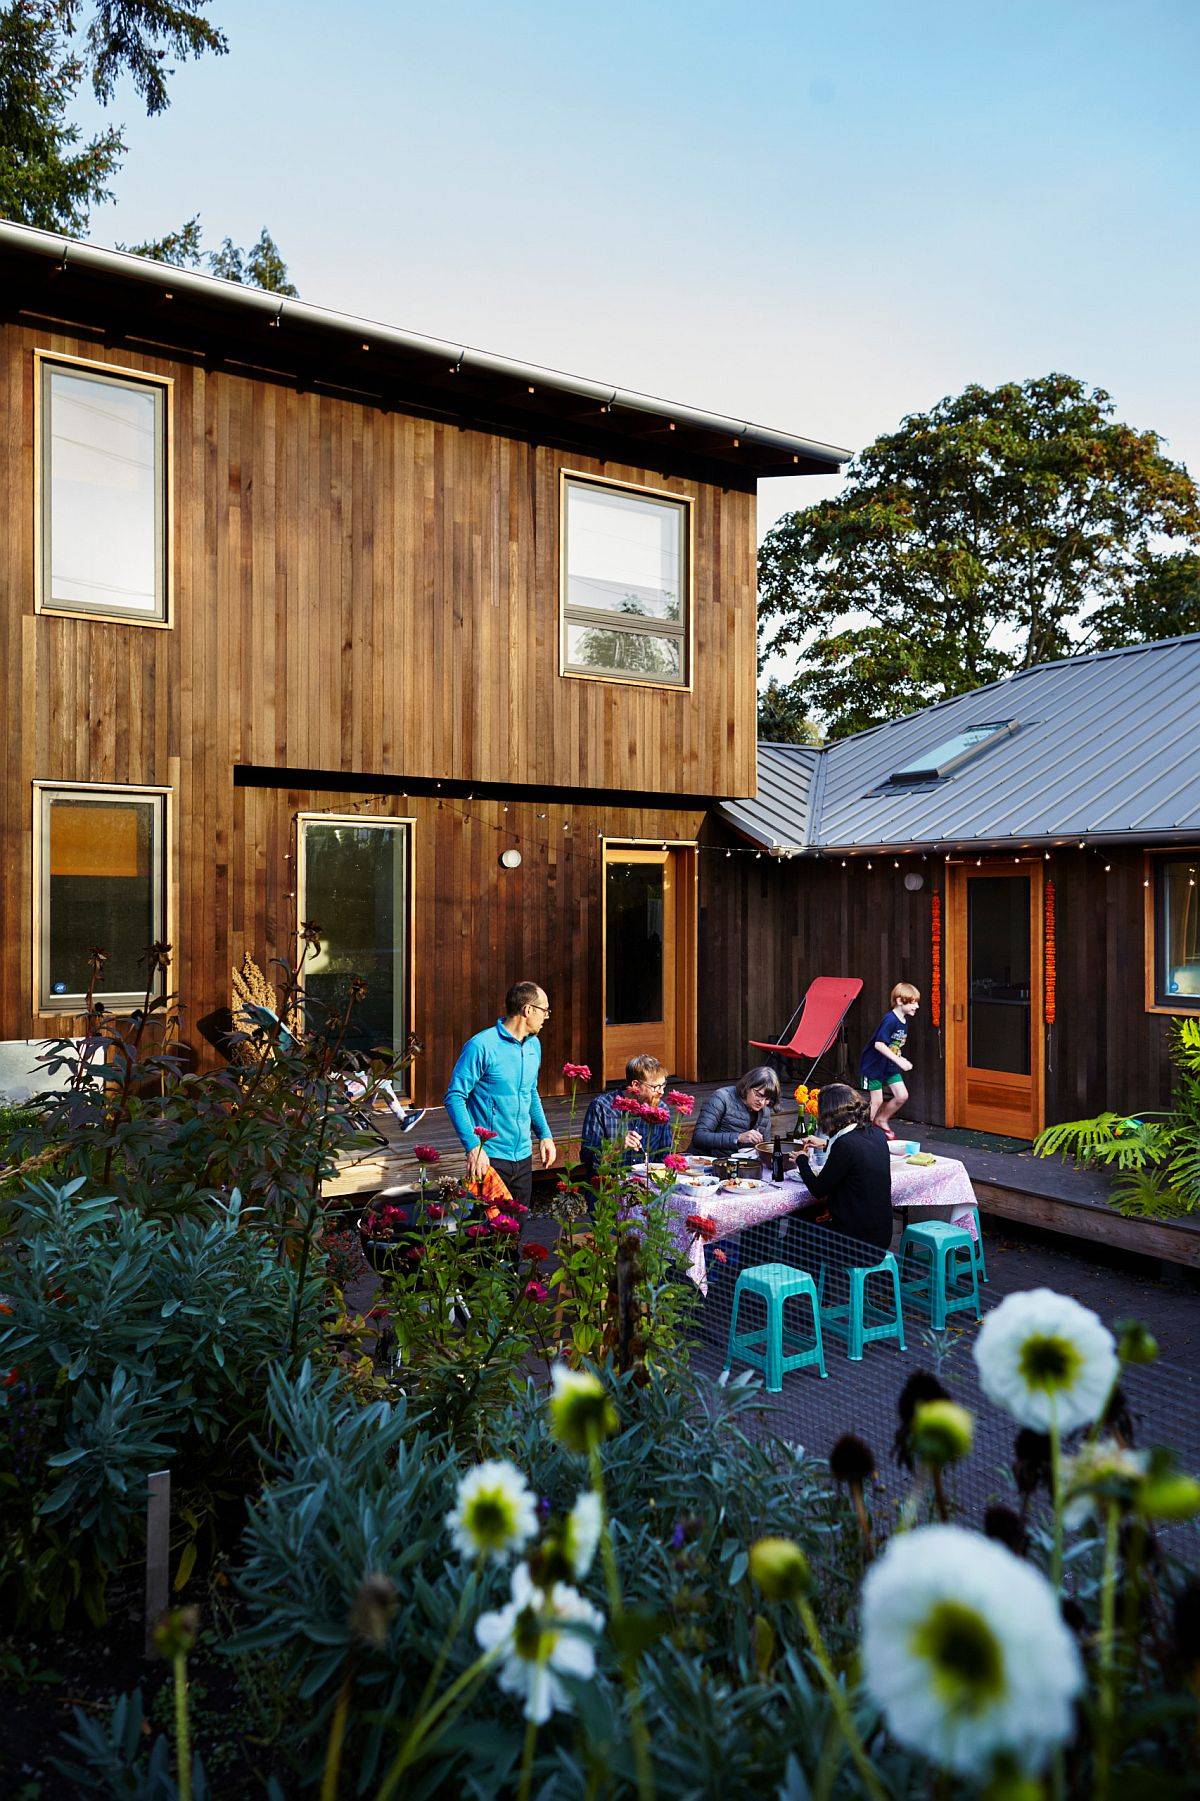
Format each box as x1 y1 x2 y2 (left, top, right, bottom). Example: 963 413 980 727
489 1155 533 1208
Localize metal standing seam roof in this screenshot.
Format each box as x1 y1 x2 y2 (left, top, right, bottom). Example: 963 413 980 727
722 634 1200 852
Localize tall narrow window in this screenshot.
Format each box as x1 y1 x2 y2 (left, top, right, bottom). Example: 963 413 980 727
39 355 169 623
1154 858 1200 1009
37 786 168 1010
561 474 689 686
298 818 413 1058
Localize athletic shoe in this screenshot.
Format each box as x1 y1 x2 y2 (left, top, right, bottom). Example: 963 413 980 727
394 1105 427 1133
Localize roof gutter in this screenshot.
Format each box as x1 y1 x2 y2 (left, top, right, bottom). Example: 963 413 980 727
0 221 852 472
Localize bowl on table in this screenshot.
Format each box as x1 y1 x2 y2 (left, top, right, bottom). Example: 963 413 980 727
888 1139 921 1157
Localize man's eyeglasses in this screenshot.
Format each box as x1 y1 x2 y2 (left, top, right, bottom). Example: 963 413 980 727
527 1002 551 1017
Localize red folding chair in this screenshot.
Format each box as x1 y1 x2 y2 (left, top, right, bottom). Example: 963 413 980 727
750 977 863 1086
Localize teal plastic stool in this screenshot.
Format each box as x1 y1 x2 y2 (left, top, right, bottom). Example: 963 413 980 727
817 1251 907 1360
899 1221 981 1329
723 1263 828 1390
971 1213 988 1284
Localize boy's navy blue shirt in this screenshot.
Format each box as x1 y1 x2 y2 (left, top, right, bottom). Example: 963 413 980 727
860 1008 909 1082
580 1089 673 1180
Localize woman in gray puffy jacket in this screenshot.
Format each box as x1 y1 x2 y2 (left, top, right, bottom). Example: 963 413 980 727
690 1065 781 1154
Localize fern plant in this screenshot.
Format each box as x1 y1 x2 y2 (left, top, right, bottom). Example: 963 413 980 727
1034 1018 1200 1217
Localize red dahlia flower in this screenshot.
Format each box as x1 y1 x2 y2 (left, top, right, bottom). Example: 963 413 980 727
425 1203 445 1220
642 1104 671 1125
412 1144 441 1164
491 1214 521 1236
466 1222 490 1239
663 1153 688 1172
612 1094 641 1115
524 1279 549 1303
524 1242 550 1263
667 1090 695 1115
474 1127 499 1143
562 1062 592 1083
685 1214 718 1242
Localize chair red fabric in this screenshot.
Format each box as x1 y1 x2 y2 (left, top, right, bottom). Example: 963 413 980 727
749 977 863 1083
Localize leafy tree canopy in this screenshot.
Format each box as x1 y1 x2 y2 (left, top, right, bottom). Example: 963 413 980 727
0 2 294 294
758 374 1200 740
756 677 820 745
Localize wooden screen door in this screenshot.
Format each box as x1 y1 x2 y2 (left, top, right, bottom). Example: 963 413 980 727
602 846 697 1082
945 860 1044 1139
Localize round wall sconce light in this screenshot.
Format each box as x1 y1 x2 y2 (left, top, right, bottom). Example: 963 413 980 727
903 872 925 891
499 848 522 870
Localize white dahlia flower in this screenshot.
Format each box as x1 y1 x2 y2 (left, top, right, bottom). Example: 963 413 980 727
862 1524 1083 1777
563 1491 602 1579
475 1561 605 1723
972 1288 1117 1433
445 1459 537 1563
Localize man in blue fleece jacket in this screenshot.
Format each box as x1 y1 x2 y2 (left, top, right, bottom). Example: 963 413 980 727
444 980 557 1207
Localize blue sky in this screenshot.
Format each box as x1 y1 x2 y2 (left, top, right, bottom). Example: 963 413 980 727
83 1 1200 555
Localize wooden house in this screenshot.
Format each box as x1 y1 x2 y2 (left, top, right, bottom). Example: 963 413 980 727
0 220 848 1103
714 635 1200 1139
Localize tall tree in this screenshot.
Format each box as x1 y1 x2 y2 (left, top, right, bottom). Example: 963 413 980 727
758 374 1200 739
756 677 820 745
0 2 295 294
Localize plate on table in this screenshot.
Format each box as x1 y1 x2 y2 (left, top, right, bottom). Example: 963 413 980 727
717 1178 759 1194
686 1155 714 1169
685 1172 720 1190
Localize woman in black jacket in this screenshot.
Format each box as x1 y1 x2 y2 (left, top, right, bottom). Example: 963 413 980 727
691 1066 781 1155
796 1083 893 1253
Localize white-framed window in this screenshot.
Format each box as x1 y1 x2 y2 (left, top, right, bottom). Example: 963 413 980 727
560 472 691 688
297 816 415 1059
37 352 171 625
35 784 170 1012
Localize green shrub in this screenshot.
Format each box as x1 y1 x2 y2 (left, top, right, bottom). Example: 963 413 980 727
0 1180 327 1626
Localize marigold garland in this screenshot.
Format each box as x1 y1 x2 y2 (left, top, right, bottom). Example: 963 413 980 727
1044 878 1056 1025
930 890 943 1028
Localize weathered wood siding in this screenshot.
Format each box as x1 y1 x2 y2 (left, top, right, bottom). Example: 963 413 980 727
0 321 756 1070
697 837 1181 1125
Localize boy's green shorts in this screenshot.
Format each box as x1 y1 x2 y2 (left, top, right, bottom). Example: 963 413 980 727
864 1072 906 1092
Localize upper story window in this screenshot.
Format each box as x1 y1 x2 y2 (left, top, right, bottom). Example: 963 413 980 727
561 473 690 688
35 783 169 1012
1152 856 1200 1011
37 353 170 625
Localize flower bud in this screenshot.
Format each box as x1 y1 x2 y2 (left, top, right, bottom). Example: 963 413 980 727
151 1605 200 1661
1115 1319 1158 1366
748 1536 811 1602
548 1365 618 1453
910 1398 974 1467
348 1572 398 1648
1139 1472 1200 1521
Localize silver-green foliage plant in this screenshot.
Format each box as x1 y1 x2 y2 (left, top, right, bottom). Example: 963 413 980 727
0 1180 326 1626
1034 1016 1200 1216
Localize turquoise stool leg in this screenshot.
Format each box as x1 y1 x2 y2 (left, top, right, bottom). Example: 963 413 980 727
765 1292 784 1393
888 1256 907 1351
973 1217 988 1283
722 1274 747 1377
848 1268 865 1360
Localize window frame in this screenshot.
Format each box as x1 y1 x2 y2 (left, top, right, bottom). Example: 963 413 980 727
1144 849 1200 1015
33 780 172 1014
558 469 694 691
295 813 417 1075
34 348 173 628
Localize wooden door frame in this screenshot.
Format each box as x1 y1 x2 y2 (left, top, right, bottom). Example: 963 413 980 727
600 837 698 1081
944 858 1044 1137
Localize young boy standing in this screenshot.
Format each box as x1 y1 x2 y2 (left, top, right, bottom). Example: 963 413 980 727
859 982 920 1136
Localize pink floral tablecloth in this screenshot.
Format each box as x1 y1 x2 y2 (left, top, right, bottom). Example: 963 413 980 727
666 1154 980 1291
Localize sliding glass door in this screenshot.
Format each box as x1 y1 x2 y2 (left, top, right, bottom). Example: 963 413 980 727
297 817 412 1059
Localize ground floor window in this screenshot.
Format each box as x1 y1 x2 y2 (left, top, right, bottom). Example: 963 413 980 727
297 815 413 1058
1154 856 1200 1008
36 783 168 1011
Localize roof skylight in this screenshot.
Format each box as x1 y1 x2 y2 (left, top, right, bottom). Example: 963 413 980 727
887 720 1018 786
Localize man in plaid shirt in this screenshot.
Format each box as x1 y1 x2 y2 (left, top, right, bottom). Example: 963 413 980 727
580 1053 675 1184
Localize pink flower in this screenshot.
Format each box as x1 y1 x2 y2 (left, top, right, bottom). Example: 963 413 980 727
425 1203 445 1220
412 1143 440 1164
642 1104 670 1125
663 1153 689 1173
612 1094 641 1115
491 1214 521 1237
466 1223 490 1240
713 1248 728 1264
562 1061 592 1083
524 1279 549 1303
474 1127 499 1143
685 1214 718 1243
667 1090 695 1115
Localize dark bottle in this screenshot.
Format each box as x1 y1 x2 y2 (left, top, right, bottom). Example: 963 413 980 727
771 1134 785 1184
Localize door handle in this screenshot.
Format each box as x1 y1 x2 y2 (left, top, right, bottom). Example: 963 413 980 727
953 1003 965 1023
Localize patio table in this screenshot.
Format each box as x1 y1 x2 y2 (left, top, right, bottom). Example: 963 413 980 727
659 1152 981 1292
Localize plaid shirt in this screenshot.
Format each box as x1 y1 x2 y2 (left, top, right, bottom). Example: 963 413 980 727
580 1089 674 1180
